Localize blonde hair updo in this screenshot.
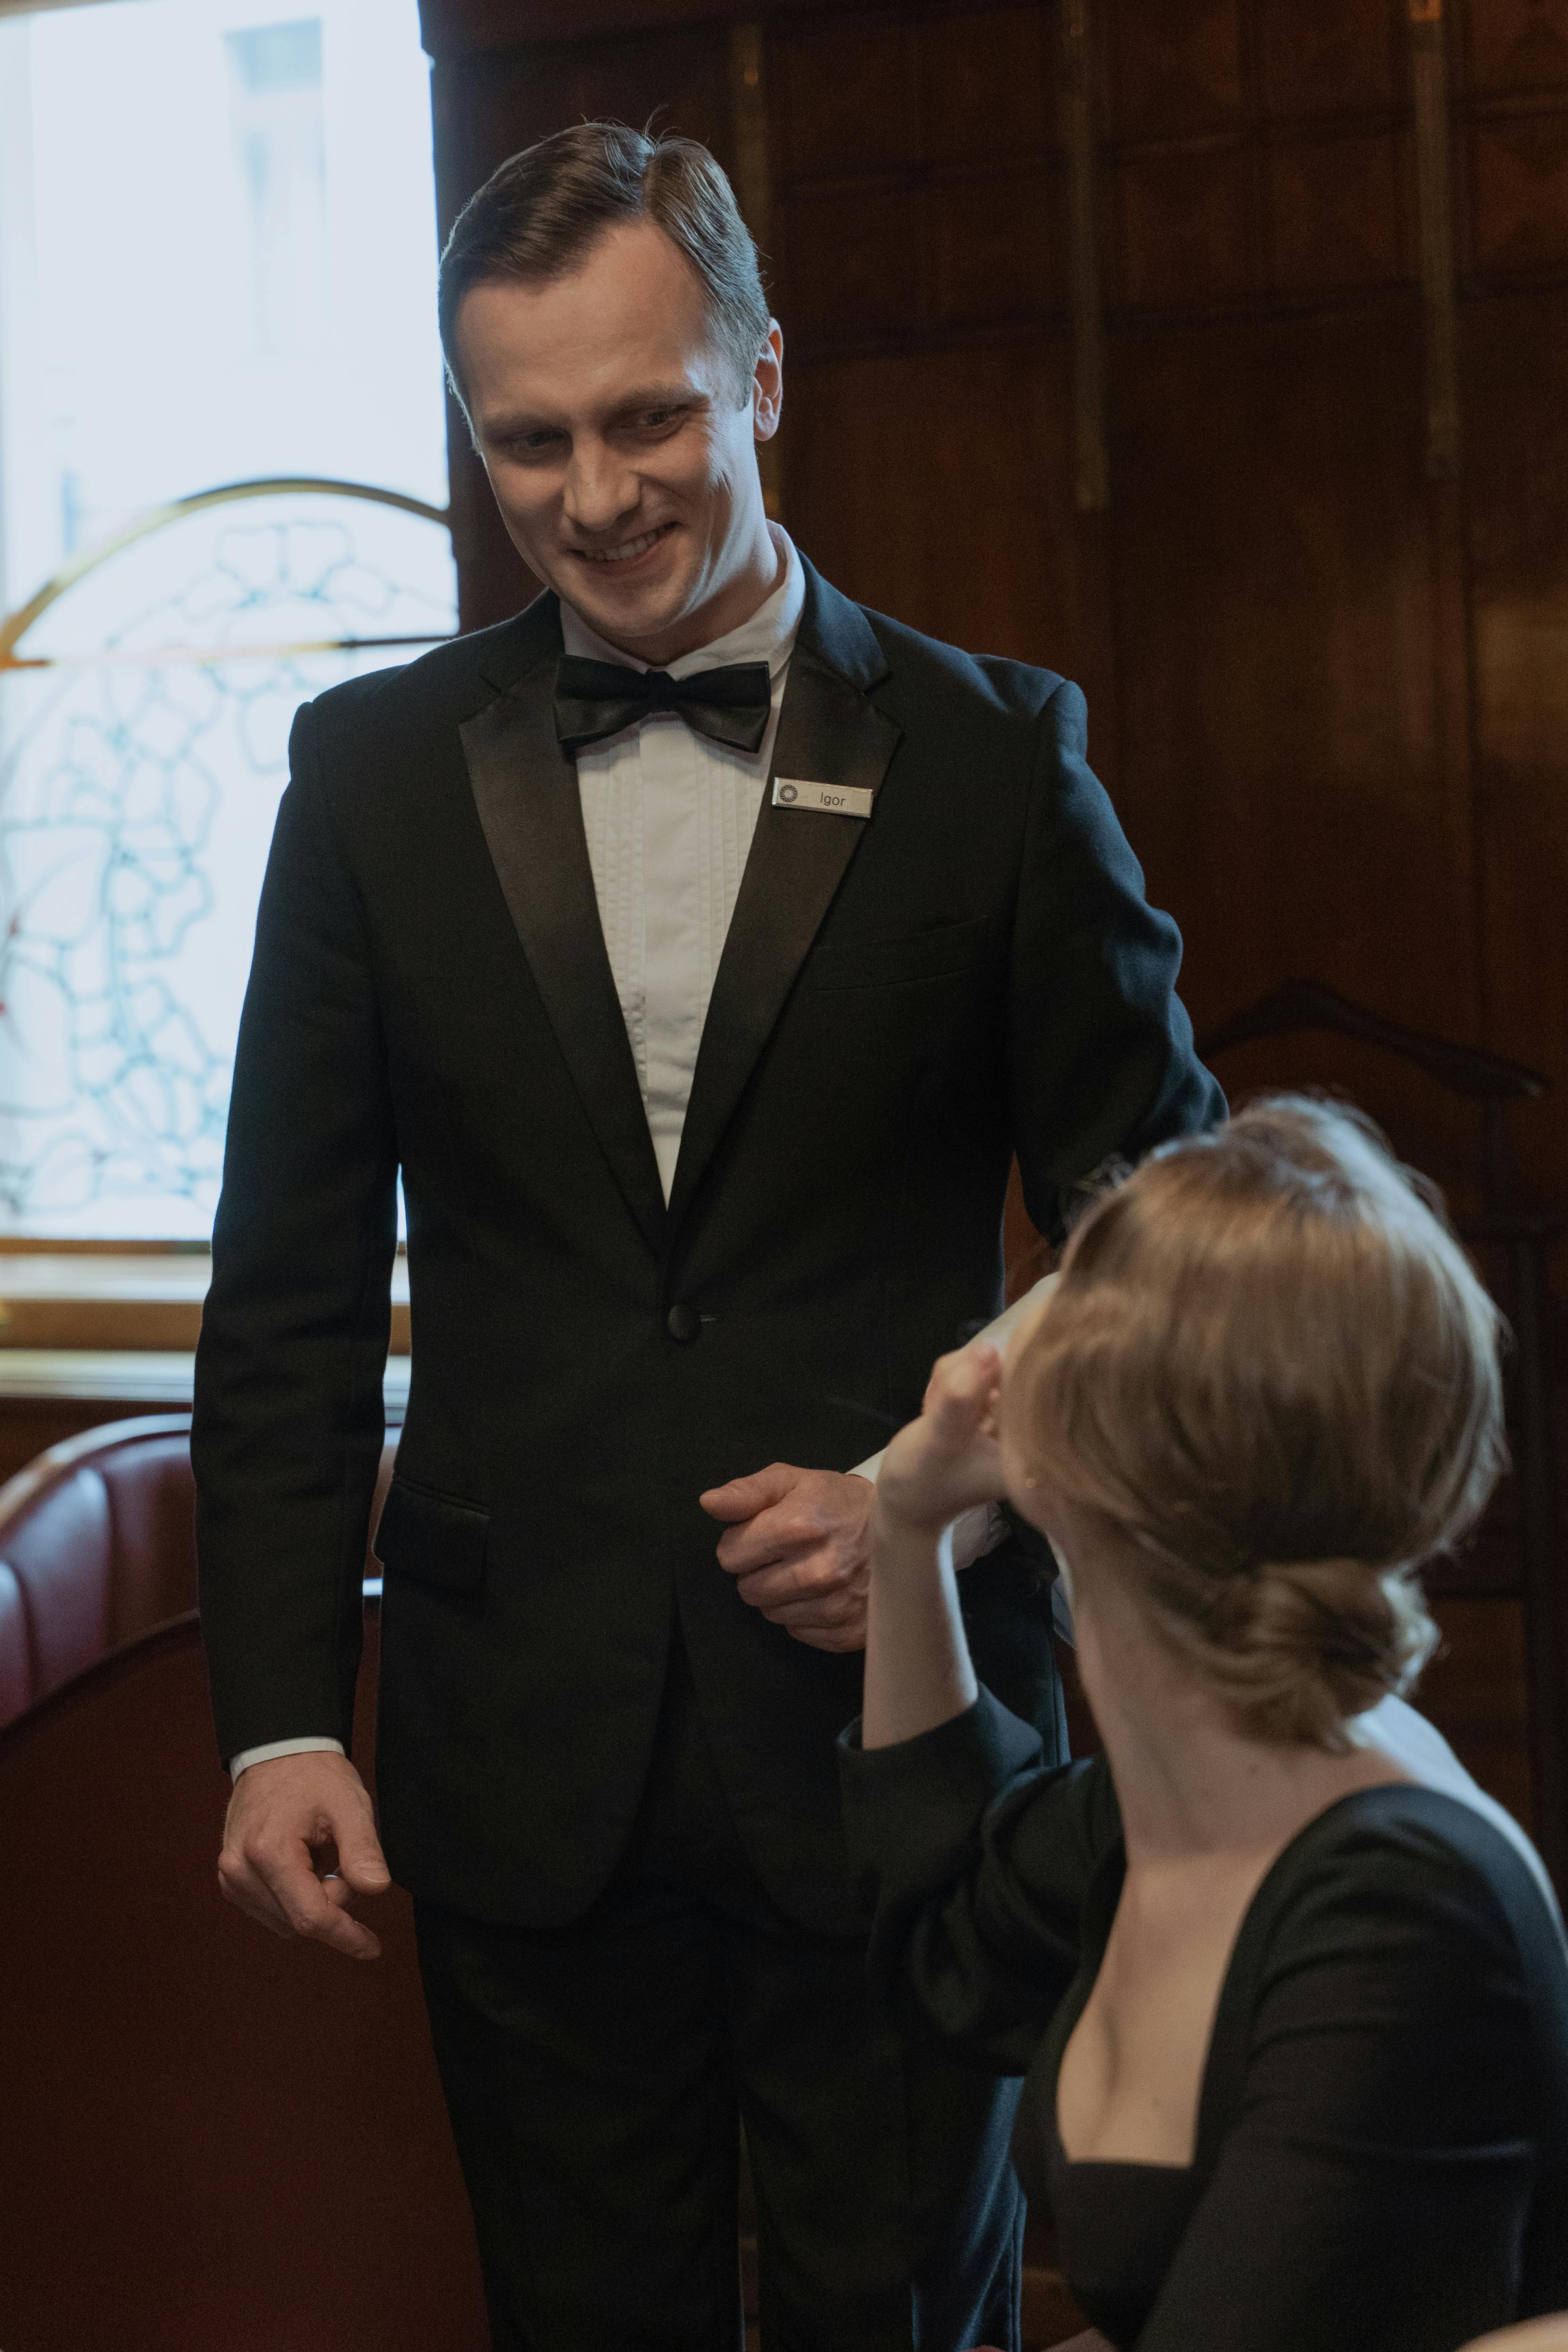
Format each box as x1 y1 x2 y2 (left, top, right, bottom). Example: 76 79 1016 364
1003 1097 1507 1749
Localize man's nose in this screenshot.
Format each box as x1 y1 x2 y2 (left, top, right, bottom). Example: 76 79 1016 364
562 443 638 536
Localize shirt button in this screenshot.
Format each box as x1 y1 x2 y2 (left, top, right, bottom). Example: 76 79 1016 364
665 1303 702 1344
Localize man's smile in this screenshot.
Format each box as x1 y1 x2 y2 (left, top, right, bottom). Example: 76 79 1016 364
571 521 677 568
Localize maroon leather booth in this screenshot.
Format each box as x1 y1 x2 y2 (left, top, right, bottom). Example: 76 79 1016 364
0 1420 486 2352
0 1414 201 1727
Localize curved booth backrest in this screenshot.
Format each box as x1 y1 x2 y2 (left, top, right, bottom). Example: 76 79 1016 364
0 1607 488 2352
0 1414 198 1727
0 1417 400 1731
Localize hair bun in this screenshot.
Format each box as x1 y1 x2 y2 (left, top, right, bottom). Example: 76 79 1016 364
1187 1556 1439 1749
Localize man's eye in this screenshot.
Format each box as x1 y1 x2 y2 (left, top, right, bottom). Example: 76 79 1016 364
641 409 679 428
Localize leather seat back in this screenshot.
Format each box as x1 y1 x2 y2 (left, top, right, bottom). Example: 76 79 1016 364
0 1415 196 1729
0 1416 400 1730
100 1431 204 1642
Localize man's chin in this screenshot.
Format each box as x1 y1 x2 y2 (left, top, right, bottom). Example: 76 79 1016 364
559 572 699 658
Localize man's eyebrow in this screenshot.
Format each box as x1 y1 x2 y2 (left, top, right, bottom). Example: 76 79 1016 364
478 407 560 440
597 383 711 426
614 383 707 411
481 385 708 439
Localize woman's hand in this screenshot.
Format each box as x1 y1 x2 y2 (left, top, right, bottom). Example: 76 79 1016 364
861 1341 1000 1746
875 1338 1007 1538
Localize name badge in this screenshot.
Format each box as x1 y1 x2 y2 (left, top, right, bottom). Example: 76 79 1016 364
772 777 875 821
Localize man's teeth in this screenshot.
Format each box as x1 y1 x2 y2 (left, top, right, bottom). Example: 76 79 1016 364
581 528 668 564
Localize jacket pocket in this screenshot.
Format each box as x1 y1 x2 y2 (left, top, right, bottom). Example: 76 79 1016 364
804 915 990 993
373 1474 490 1597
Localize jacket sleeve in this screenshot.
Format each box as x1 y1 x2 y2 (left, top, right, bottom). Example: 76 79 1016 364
839 1686 1116 2073
193 697 399 1766
1009 680 1225 1243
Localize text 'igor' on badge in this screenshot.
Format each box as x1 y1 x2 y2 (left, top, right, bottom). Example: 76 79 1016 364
772 776 875 820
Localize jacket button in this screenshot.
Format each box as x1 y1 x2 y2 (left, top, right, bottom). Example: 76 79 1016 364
666 1303 701 1343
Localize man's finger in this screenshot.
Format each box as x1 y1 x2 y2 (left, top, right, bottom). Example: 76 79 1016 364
715 1508 825 1575
259 1845 349 1933
217 1861 296 1938
333 1824 392 1896
301 1909 383 1960
779 1616 868 1654
217 1849 383 1956
308 1899 383 1960
262 1856 383 1959
759 1591 864 1630
699 1462 797 1523
734 1557 844 1610
229 1824 385 1960
737 1573 869 1643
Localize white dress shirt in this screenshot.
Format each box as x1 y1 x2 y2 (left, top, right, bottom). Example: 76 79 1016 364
230 530 1011 1776
568 523 803 1202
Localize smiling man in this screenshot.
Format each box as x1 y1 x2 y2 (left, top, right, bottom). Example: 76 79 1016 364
457 207 785 666
194 124 1221 2352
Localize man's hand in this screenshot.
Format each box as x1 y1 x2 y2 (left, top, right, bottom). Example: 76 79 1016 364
700 1465 876 1652
218 1750 392 1961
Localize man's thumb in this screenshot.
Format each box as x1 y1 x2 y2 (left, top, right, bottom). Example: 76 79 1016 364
699 1461 795 1522
336 1816 392 1893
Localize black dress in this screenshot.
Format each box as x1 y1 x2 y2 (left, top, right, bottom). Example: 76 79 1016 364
840 1689 1568 2352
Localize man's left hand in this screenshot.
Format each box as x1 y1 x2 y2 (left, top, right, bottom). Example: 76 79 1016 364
699 1465 875 1652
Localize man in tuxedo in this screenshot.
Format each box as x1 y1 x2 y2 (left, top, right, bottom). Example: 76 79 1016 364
196 122 1222 2352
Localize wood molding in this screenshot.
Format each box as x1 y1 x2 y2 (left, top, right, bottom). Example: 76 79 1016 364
418 0 1074 56
0 1254 412 1354
1412 0 1463 473
1060 0 1109 512
0 1353 415 1409
419 0 918 60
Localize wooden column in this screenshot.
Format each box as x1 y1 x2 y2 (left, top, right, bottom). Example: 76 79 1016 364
1059 0 1108 514
1411 0 1461 478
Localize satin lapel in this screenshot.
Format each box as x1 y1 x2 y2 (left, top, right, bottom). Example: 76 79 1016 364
666 625 901 1232
460 648 667 1257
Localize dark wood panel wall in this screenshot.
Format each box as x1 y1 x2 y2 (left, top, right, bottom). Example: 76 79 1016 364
418 0 1568 1827
420 0 1567 1245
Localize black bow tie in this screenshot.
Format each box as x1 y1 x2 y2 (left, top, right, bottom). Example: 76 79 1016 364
554 655 774 757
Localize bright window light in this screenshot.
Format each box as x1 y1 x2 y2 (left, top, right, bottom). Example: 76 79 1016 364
0 0 454 1238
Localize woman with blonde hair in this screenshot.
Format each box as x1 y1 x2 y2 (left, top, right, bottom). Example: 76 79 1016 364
844 1097 1568 2352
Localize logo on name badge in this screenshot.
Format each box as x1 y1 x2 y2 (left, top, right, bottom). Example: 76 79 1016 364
772 777 875 820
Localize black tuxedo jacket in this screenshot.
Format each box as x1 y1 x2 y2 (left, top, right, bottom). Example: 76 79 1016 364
194 558 1222 1935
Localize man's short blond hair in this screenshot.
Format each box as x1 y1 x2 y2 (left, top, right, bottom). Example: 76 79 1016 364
439 121 770 417
1004 1097 1507 1748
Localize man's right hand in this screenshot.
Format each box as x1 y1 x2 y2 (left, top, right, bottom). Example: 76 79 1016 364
218 1750 391 1960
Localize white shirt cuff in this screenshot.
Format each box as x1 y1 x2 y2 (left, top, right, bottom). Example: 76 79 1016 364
970 1269 1060 1355
950 1500 1008 1567
1050 1574 1076 1645
230 1735 345 1782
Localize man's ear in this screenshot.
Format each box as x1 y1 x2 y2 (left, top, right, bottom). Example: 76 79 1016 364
752 319 784 442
